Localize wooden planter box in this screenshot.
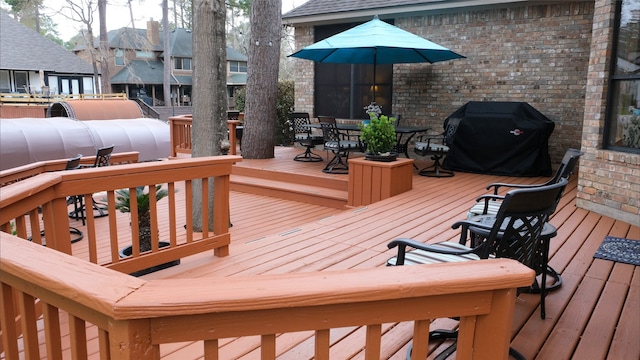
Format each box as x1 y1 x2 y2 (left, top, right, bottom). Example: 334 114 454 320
348 157 414 206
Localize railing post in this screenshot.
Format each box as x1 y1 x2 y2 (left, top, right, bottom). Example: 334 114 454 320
43 197 72 255
108 319 159 359
228 120 239 155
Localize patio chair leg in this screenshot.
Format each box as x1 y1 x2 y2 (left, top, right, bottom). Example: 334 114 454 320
323 151 349 174
418 154 454 177
294 146 323 162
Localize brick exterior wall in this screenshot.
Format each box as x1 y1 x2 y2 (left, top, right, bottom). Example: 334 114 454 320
578 0 640 226
293 2 593 164
293 26 316 115
291 0 640 225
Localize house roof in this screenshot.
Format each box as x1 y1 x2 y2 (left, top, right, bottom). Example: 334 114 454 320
0 12 95 74
111 60 243 86
110 60 192 85
282 0 541 25
74 27 248 62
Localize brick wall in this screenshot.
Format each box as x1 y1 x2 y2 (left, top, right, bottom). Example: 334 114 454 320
578 0 640 226
293 26 315 115
293 2 593 164
396 2 594 164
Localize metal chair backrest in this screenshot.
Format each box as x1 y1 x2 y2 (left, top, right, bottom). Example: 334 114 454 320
547 148 584 185
477 179 568 268
65 154 83 170
227 111 240 121
291 112 312 138
443 117 461 146
320 122 342 148
93 145 114 168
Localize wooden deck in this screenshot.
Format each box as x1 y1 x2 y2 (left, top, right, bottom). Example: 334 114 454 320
53 147 640 359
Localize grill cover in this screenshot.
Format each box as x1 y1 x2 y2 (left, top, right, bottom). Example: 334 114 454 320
442 101 554 176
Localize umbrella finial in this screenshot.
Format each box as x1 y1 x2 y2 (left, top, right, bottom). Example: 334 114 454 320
373 14 379 19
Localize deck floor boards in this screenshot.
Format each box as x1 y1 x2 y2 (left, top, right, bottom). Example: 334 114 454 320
14 146 639 359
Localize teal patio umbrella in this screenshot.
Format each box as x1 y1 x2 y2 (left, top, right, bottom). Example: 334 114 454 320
289 16 465 102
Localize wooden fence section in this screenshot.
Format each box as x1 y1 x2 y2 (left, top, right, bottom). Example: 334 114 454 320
169 115 241 157
169 115 192 157
0 151 140 187
0 234 534 360
0 156 240 275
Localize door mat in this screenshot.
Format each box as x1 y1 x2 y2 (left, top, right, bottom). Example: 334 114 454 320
593 236 640 266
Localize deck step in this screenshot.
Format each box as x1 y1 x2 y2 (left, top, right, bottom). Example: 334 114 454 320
232 165 348 191
230 174 348 209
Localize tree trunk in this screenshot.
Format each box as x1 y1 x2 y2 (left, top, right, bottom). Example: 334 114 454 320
190 0 227 232
98 0 110 94
241 0 282 159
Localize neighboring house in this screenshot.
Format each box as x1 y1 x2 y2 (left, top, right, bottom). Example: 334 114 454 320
72 21 248 107
283 0 640 225
0 12 96 95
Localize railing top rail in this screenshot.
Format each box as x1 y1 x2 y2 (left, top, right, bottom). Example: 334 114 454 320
1 234 145 317
0 156 241 222
1 234 534 321
118 259 534 319
0 151 140 187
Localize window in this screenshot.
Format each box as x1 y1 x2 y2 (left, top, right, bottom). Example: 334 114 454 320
175 57 192 70
229 61 247 73
115 49 124 66
136 51 154 59
605 0 640 152
314 23 392 120
0 70 10 92
14 71 28 93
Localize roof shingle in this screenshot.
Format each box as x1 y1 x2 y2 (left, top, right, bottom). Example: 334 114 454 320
0 12 95 74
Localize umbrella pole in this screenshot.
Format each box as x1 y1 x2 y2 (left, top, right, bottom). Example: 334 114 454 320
372 49 377 103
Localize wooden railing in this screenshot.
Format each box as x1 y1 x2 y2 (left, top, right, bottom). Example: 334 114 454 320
169 115 241 156
0 151 140 187
0 156 240 274
1 233 534 359
0 93 127 105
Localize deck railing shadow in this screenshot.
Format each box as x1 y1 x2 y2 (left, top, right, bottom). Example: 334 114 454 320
1 233 533 359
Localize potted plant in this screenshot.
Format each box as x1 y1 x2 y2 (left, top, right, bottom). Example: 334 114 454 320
115 185 179 276
360 112 398 162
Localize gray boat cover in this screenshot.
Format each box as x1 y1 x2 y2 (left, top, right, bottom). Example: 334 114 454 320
0 117 170 170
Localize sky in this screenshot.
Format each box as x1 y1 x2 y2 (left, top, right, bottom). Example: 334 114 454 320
45 0 304 41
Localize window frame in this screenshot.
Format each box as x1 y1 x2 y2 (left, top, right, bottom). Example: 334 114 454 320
604 0 640 154
229 61 247 73
175 57 192 71
115 49 125 66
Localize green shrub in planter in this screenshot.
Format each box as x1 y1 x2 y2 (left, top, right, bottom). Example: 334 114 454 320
360 113 397 155
115 185 168 253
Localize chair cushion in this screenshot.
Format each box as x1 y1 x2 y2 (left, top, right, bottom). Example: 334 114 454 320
387 241 481 266
341 140 361 149
415 142 449 152
467 200 502 219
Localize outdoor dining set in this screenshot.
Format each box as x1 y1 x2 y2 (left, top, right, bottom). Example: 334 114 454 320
290 111 433 174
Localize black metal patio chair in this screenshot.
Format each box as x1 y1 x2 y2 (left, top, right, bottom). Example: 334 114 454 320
291 112 324 162
467 148 584 218
387 179 568 359
68 144 114 223
414 117 461 177
318 116 362 174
